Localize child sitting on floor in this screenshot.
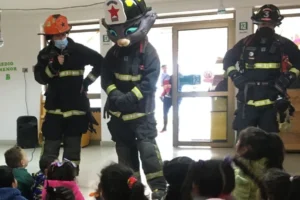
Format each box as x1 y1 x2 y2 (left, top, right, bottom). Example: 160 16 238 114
262 168 300 200
42 158 84 200
95 163 148 200
231 127 285 200
32 155 58 200
4 146 34 199
182 159 235 200
0 165 27 200
163 156 195 200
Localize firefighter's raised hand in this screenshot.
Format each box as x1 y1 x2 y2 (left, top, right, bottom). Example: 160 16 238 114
58 55 64 65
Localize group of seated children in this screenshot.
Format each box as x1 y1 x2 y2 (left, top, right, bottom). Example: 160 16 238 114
0 127 300 200
0 146 82 200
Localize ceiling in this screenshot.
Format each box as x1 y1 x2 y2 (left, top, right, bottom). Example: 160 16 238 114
0 0 165 10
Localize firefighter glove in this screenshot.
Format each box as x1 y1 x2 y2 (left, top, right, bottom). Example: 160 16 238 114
114 92 138 111
275 73 296 94
103 100 111 119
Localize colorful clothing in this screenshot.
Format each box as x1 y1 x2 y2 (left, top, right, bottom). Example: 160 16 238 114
13 168 34 200
233 158 267 200
32 171 46 200
42 180 84 200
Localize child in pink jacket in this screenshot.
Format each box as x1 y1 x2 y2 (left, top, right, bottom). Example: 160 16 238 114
42 159 84 200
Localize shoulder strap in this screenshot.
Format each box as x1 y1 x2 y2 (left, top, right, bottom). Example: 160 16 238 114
243 34 255 46
139 40 148 69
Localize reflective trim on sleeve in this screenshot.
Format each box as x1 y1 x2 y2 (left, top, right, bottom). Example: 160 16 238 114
106 84 117 95
131 86 143 100
145 170 164 180
289 67 300 77
45 66 55 78
114 73 141 81
46 109 86 118
247 99 274 107
226 66 237 75
245 63 280 69
87 72 97 81
59 70 84 77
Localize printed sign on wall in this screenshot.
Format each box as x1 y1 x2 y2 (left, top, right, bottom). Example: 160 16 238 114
0 62 17 72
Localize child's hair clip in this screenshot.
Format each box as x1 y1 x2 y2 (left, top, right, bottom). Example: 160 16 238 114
127 176 138 189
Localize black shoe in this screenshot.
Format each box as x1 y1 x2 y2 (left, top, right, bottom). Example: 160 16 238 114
151 189 166 200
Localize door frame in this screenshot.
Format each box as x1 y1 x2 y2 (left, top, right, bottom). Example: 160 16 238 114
171 19 236 147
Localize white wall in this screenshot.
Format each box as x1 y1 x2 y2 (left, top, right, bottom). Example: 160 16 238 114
0 0 299 142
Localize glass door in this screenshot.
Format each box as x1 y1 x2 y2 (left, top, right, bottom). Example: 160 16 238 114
172 21 236 147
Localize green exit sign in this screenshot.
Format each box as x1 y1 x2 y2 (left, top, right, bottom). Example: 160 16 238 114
239 22 248 31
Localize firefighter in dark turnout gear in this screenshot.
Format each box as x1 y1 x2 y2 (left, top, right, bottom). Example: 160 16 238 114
34 14 103 175
101 0 166 199
223 4 300 134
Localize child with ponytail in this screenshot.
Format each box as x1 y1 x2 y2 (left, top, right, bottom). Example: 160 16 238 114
232 127 285 200
97 163 148 200
262 168 300 200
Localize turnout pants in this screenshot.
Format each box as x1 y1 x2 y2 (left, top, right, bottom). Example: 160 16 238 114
233 103 279 135
107 113 166 191
41 113 88 174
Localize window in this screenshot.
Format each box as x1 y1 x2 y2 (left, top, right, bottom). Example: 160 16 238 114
68 23 101 96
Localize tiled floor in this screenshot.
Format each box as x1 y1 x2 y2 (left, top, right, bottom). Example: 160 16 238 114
1 132 300 199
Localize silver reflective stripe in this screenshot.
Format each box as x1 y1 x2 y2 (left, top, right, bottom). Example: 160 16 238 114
59 70 84 77
45 66 55 78
47 109 86 118
87 73 97 81
114 73 141 81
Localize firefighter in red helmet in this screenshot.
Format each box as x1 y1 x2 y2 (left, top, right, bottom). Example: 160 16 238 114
223 4 300 135
34 14 103 175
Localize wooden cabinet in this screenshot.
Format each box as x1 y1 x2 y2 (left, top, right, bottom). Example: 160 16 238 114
280 89 300 152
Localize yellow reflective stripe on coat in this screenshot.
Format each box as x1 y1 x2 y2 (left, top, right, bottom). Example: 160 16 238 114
47 109 86 118
226 66 237 75
59 70 84 77
247 99 274 107
289 67 300 77
115 73 141 81
245 63 280 69
106 84 117 95
123 113 147 121
45 66 55 78
87 72 97 81
109 110 122 117
131 87 143 100
145 170 163 180
108 111 149 121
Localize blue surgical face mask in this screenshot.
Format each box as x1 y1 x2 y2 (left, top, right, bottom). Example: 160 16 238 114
54 38 68 49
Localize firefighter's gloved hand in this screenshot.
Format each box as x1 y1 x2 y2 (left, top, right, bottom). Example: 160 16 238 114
275 73 297 94
114 92 138 111
103 100 111 119
229 71 247 89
